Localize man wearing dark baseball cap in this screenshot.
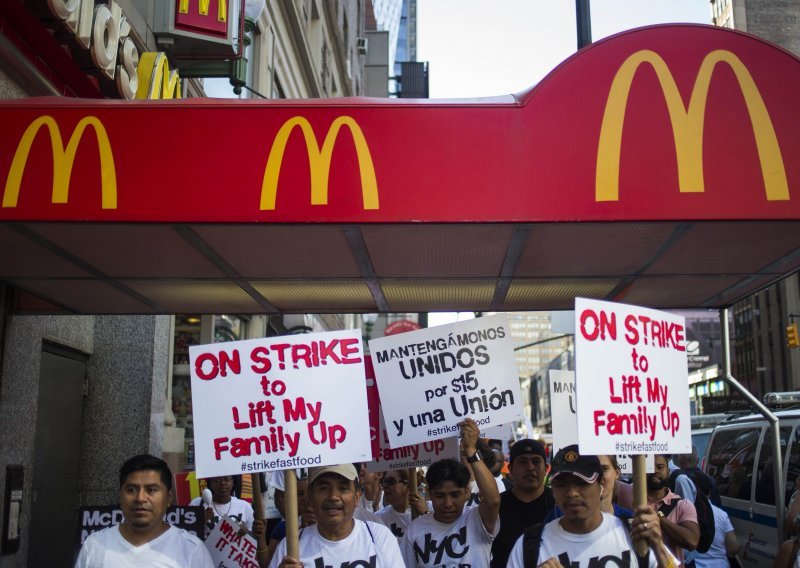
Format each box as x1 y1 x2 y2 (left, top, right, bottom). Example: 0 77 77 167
269 464 403 568
507 445 677 568
490 439 555 568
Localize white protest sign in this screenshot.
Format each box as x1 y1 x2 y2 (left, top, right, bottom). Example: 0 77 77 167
482 423 514 443
574 298 691 455
205 517 259 568
549 370 577 455
369 314 522 447
549 371 652 471
367 412 459 472
617 453 655 475
190 329 371 478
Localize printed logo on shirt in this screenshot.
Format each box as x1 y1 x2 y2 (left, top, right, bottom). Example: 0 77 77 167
313 555 377 568
413 526 469 564
467 493 480 507
209 512 243 529
389 522 404 537
557 549 633 568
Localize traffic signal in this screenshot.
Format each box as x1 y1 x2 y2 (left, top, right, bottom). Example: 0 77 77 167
787 323 799 349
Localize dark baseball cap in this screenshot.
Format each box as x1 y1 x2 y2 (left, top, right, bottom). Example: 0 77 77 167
550 445 602 483
509 438 547 464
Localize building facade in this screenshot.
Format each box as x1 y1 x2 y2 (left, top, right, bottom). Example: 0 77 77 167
0 1 372 566
711 0 800 398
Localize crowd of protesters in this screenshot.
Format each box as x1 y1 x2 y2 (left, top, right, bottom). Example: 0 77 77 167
75 419 749 568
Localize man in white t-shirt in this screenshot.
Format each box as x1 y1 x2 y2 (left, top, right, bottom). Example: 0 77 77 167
189 475 254 537
269 463 404 568
75 454 214 567
402 418 500 567
506 445 675 568
377 468 430 540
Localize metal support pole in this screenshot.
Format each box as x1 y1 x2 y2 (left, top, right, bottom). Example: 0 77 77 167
575 0 592 50
719 307 784 541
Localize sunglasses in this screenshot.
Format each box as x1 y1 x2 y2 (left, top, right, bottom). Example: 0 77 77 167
381 477 407 487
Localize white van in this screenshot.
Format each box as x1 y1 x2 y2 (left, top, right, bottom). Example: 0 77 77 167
703 396 800 567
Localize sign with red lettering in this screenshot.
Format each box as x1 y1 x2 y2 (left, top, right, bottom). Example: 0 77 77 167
574 298 691 455
205 517 259 568
366 410 459 473
189 329 371 478
369 314 522 448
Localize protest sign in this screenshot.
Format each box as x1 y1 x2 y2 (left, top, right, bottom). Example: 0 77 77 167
190 329 372 478
482 423 514 443
574 298 691 455
75 505 203 552
367 410 459 472
549 370 577 455
370 314 522 447
548 369 656 469
206 516 259 568
617 453 654 475
364 356 381 458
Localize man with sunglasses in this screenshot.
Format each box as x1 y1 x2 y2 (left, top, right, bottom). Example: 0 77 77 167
377 469 430 540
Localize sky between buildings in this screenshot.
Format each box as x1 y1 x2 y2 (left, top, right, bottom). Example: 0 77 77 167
417 0 711 98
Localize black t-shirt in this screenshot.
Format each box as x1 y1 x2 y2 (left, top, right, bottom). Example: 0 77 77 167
490 487 555 568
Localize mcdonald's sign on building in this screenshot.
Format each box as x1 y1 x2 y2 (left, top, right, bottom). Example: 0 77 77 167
153 0 244 58
0 24 798 224
595 48 789 204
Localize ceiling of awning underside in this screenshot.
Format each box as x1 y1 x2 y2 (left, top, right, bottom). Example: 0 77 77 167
2 220 798 314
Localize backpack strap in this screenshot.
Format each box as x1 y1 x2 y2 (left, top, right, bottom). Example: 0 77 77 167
522 522 546 568
667 469 683 492
658 495 681 518
363 520 375 543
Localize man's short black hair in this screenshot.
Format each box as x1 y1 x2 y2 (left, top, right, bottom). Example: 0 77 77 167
426 458 470 490
119 454 173 491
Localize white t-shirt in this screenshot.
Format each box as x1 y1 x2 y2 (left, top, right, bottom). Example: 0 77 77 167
188 495 254 534
506 513 660 568
694 504 735 568
466 480 481 508
360 491 385 513
268 469 305 492
377 505 412 539
402 505 499 567
74 524 214 568
268 520 404 568
355 504 387 526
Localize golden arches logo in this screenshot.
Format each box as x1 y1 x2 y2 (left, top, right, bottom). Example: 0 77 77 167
136 52 182 100
596 49 789 202
178 0 227 21
260 116 379 210
3 116 117 209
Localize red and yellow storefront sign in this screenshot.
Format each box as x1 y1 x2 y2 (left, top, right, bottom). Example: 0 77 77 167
0 24 798 223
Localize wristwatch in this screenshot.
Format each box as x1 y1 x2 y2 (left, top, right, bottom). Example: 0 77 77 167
466 451 481 464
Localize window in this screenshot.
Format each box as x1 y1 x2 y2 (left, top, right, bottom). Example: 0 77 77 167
783 426 800 507
706 427 761 501
754 426 791 505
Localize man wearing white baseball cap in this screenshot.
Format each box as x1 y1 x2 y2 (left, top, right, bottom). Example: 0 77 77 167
269 463 403 568
507 445 677 568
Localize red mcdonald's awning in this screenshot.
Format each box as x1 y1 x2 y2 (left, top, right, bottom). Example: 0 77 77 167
0 24 798 314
